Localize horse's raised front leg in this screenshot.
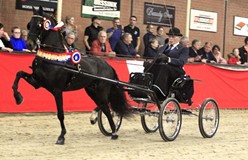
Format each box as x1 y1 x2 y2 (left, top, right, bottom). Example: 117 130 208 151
101 105 118 140
53 90 66 145
12 71 40 105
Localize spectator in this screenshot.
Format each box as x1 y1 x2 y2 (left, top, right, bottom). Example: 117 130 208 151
10 26 30 52
199 42 217 63
143 37 159 58
90 31 115 57
106 17 122 50
212 45 227 64
124 16 140 53
64 32 81 53
144 27 189 97
238 36 248 64
188 39 202 63
21 29 28 42
227 48 241 65
143 24 156 47
143 24 156 57
62 16 78 38
114 32 140 58
156 26 165 47
180 36 190 48
0 23 13 52
83 16 103 52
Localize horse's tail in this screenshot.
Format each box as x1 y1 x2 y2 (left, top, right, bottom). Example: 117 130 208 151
109 68 130 116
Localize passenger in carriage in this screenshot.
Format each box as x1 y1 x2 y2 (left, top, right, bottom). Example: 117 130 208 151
0 23 13 52
144 27 189 97
143 37 159 58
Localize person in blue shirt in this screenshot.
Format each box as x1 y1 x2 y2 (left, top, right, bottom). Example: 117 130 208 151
106 17 123 50
10 26 30 52
114 33 140 58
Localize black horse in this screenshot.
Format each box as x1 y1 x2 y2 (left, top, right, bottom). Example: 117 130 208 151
12 6 129 144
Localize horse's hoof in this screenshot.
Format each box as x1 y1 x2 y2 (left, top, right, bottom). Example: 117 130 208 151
55 138 65 145
14 92 24 105
90 117 97 125
111 134 118 140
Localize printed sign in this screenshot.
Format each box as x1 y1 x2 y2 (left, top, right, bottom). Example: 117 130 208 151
143 2 175 27
82 0 121 20
234 16 248 37
16 0 57 12
190 9 217 32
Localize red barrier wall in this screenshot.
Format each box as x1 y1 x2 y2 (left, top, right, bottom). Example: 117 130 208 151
1 52 248 112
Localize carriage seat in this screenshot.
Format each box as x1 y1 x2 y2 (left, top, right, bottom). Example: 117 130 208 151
127 72 194 105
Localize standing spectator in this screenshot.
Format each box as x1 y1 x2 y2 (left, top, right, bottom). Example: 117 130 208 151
124 16 140 53
143 37 159 58
212 45 227 64
188 39 202 63
10 26 30 52
238 36 248 64
106 17 122 50
114 32 139 58
143 24 156 56
227 48 241 65
199 42 217 63
156 26 165 47
143 24 156 47
90 31 115 57
0 23 13 52
83 16 103 52
62 16 78 38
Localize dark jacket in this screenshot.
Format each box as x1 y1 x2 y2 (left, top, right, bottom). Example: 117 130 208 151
114 40 136 57
238 46 248 64
143 45 159 58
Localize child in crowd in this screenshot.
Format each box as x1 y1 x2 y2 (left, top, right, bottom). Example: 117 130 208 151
227 48 241 65
10 26 30 52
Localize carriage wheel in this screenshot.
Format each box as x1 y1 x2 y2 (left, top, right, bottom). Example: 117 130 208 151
198 98 219 138
98 110 123 136
158 98 182 142
140 102 159 133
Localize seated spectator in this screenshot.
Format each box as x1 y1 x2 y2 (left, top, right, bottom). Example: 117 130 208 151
90 31 115 57
0 23 13 52
227 48 241 65
21 29 28 42
180 36 190 48
212 45 227 64
188 39 202 63
10 26 30 52
143 37 159 58
107 17 122 50
64 32 82 53
115 32 140 58
238 36 248 64
199 42 217 63
156 26 165 48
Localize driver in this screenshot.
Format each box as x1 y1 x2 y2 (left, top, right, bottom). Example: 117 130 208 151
144 27 189 98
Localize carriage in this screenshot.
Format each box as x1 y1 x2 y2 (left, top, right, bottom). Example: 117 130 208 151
12 6 219 144
84 70 220 142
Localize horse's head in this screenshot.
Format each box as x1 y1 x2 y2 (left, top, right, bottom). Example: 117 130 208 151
26 6 58 50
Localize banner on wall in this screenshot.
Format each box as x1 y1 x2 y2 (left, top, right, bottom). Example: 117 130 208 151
143 2 175 27
82 0 121 20
233 16 248 37
15 0 57 12
190 9 217 32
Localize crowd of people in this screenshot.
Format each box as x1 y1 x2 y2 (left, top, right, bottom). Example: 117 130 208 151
1 14 248 65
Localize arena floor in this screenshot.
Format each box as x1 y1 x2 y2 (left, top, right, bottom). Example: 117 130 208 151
0 110 247 160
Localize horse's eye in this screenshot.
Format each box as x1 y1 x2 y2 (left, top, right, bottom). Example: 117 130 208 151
38 23 42 28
